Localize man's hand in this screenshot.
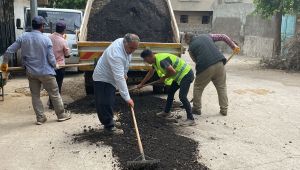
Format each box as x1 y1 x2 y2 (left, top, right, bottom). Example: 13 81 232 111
159 77 166 83
0 64 8 72
127 99 134 108
124 75 128 81
137 83 144 89
233 47 241 55
56 64 60 70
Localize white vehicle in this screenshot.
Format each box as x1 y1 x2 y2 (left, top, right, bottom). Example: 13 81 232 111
16 8 83 71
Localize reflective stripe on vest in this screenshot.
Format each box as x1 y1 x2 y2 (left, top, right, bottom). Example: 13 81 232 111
174 63 187 82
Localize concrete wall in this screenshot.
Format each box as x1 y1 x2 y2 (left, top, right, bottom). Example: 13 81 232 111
243 15 275 58
174 11 212 34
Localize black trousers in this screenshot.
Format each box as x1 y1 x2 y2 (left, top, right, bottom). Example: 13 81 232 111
94 81 116 129
164 70 195 120
49 68 65 106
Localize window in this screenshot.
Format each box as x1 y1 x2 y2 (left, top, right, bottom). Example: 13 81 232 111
202 16 210 24
180 15 189 23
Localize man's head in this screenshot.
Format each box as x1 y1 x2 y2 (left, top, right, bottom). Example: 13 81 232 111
32 16 47 32
56 20 66 34
140 49 155 64
184 32 195 45
123 33 140 54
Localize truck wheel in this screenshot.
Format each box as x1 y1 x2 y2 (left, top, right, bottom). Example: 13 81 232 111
84 71 94 95
153 85 164 94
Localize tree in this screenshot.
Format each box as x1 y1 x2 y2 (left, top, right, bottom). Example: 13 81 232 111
253 0 300 58
47 0 87 9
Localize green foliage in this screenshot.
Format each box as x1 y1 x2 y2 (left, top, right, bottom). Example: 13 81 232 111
48 0 87 9
253 0 300 17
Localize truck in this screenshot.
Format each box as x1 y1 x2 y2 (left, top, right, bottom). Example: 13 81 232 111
14 7 83 71
0 0 16 65
78 0 183 95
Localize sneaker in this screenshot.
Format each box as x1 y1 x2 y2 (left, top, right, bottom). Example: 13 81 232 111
57 111 72 122
156 111 173 118
179 119 196 127
36 116 47 125
220 110 227 116
104 127 124 135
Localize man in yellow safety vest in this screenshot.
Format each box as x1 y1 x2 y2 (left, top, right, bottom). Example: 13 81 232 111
137 49 195 126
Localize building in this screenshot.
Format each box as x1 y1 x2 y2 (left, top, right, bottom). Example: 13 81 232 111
171 0 216 34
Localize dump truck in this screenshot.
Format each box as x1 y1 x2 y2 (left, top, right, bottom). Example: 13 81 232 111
78 0 182 95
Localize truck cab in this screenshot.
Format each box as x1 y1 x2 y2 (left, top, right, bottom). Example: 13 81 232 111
16 8 83 71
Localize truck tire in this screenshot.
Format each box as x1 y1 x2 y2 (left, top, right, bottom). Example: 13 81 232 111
84 71 94 95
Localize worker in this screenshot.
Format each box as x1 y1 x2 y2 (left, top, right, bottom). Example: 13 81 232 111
93 33 139 135
48 21 71 109
0 16 71 125
184 32 240 116
137 50 195 126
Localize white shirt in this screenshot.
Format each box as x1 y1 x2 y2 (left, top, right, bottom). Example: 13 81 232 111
93 38 131 101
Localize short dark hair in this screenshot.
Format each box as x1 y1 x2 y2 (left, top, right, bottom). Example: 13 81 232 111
32 22 43 30
56 26 65 33
141 49 153 58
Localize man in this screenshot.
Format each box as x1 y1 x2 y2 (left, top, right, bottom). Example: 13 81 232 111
137 50 195 126
184 33 240 116
0 16 71 125
48 21 71 109
93 33 139 135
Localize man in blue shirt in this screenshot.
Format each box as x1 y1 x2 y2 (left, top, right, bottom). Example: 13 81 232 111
0 16 71 125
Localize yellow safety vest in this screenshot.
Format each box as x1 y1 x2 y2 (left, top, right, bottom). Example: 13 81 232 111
152 53 191 85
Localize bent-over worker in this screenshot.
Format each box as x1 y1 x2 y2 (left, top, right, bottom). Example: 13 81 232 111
184 33 240 116
137 49 195 126
0 16 71 125
93 33 139 135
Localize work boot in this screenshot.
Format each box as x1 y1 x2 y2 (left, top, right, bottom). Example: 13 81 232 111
179 119 196 127
104 127 124 135
220 110 227 116
57 111 72 122
192 108 202 115
36 116 47 125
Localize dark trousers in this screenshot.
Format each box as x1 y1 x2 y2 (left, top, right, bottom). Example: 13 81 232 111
94 81 116 129
49 68 65 107
165 70 195 120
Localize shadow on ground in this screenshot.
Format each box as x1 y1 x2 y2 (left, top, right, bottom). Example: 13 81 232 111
71 94 208 170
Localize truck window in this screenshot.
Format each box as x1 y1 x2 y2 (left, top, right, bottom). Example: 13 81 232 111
26 10 81 34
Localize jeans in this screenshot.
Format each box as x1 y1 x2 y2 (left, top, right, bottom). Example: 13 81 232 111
193 62 228 112
49 68 65 107
94 81 116 129
27 72 64 119
165 70 195 120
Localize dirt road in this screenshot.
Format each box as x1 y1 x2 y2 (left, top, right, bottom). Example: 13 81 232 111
0 54 299 170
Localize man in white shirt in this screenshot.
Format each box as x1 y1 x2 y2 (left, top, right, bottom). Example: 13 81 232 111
93 33 139 135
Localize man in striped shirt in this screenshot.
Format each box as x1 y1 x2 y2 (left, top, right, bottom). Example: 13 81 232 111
184 33 240 116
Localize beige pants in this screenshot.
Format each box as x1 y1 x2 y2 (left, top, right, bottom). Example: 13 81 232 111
193 62 228 112
27 72 64 119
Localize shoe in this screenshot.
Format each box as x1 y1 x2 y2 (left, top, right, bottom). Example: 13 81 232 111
156 111 174 118
179 119 196 127
104 127 124 135
220 110 227 116
36 116 47 125
192 108 201 115
57 111 72 122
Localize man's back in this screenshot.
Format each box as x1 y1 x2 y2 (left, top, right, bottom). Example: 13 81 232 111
6 30 56 76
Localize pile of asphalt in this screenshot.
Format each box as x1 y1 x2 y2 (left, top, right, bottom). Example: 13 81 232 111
87 0 174 42
71 94 208 170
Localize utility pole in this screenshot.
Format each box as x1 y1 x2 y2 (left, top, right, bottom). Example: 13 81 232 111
30 0 38 19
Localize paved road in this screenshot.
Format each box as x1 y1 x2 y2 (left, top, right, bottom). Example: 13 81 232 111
0 54 299 170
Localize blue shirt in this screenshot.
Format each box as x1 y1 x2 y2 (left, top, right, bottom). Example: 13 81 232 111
4 30 56 76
